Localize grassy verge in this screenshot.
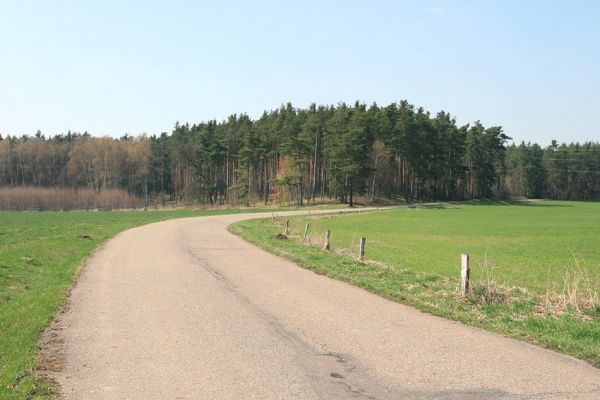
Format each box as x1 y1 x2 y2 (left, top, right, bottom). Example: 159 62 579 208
0 207 296 399
230 201 600 368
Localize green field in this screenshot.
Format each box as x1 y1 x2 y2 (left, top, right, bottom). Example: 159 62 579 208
231 201 600 367
0 207 290 399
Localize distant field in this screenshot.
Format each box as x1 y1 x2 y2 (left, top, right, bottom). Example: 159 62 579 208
295 201 600 290
231 201 600 367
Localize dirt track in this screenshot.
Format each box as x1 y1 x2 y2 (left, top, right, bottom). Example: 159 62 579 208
46 210 600 399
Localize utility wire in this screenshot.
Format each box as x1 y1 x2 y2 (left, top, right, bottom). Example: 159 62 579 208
544 168 600 173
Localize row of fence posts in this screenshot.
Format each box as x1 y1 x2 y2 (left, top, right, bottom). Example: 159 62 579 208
276 214 471 297
298 220 366 261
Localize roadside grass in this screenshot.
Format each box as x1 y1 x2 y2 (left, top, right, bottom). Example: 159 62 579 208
0 207 300 400
230 200 600 368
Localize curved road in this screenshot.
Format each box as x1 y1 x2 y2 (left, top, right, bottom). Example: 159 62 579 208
47 210 600 399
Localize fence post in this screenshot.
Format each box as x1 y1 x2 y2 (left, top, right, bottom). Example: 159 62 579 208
460 253 470 296
284 220 289 237
359 237 366 260
303 222 310 244
323 229 331 251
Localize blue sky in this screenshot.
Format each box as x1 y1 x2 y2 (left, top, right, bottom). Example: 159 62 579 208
1 1 598 145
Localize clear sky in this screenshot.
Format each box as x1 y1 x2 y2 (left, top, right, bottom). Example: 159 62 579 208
1 1 599 145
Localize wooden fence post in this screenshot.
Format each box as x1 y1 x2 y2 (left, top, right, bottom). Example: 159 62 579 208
284 220 289 237
303 222 310 244
359 237 366 260
460 253 470 296
323 229 331 251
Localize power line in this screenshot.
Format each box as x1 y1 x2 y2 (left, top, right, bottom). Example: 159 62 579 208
545 168 600 173
544 158 600 161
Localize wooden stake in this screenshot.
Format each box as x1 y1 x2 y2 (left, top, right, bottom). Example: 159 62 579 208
303 222 309 244
359 237 366 260
284 220 289 237
323 229 330 251
460 253 470 296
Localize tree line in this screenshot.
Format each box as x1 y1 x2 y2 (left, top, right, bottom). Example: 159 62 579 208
1 101 598 206
505 141 600 201
0 131 150 198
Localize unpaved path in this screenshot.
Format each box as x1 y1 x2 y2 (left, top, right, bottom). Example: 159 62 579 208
47 210 600 399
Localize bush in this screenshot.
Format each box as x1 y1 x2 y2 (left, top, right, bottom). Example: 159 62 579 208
0 186 143 211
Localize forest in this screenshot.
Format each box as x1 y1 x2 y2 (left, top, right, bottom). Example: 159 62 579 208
0 101 599 209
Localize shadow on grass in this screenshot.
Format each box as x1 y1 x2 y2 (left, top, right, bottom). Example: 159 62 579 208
401 200 573 210
449 199 573 208
406 203 452 210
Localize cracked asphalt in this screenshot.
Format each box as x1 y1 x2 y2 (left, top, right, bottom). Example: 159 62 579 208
47 210 600 399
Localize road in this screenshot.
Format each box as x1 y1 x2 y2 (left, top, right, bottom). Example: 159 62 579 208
44 210 600 399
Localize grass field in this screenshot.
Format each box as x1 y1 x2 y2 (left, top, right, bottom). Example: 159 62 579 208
0 207 293 400
231 201 600 367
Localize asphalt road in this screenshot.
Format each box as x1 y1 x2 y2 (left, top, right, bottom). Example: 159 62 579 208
46 210 600 399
